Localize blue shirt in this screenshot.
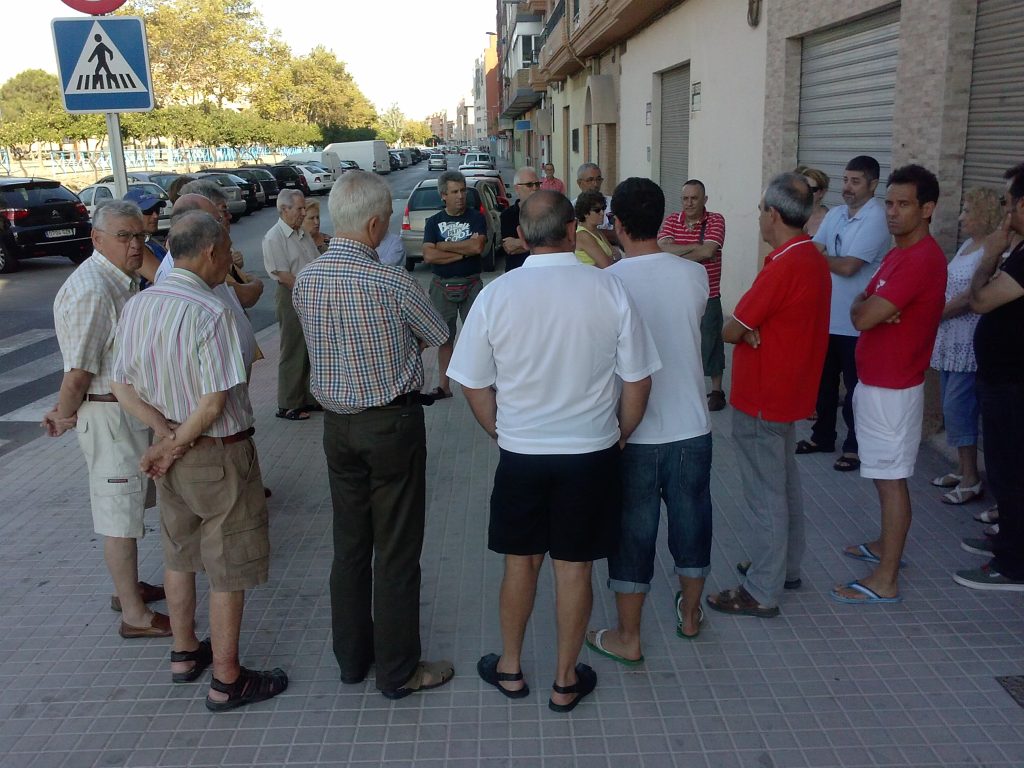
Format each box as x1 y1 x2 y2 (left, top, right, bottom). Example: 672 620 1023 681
812 197 890 336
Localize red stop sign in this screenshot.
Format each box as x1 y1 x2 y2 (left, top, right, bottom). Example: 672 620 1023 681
60 0 128 14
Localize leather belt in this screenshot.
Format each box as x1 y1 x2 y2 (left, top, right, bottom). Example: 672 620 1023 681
371 392 419 409
86 393 118 403
191 427 255 448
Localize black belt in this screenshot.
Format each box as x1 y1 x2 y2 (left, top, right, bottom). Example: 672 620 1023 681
371 392 420 409
86 393 118 403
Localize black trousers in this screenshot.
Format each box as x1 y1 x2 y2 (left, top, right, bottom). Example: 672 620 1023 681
323 404 426 691
811 334 859 454
979 377 1024 580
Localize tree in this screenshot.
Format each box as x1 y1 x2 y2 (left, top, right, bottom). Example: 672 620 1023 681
404 120 432 146
375 103 406 145
0 70 61 122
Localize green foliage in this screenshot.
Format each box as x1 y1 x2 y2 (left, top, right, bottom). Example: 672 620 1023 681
375 103 406 145
0 70 61 122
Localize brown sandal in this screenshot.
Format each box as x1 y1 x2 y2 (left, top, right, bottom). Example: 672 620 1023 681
705 586 779 618
205 666 288 712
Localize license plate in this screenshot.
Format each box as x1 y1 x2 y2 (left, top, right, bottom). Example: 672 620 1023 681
46 228 74 238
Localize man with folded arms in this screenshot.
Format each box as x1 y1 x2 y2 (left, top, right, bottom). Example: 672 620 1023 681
448 190 659 713
45 199 169 639
293 171 453 700
111 211 287 711
705 173 830 618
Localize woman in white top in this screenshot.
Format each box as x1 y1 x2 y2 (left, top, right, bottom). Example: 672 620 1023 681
929 187 1002 505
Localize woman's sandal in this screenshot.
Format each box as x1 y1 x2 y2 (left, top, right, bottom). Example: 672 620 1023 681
205 666 289 712
477 653 530 698
171 638 213 683
942 482 983 505
548 663 597 713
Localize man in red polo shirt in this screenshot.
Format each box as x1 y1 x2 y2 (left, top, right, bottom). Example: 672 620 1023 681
705 173 830 618
832 164 946 605
658 180 728 411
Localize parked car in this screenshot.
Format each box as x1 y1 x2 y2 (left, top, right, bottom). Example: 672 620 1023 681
427 153 448 171
291 164 334 195
400 177 501 272
460 169 510 208
387 152 401 172
201 171 262 212
338 160 360 171
0 177 92 272
190 172 248 221
79 181 172 231
97 171 184 192
225 167 279 206
462 152 495 170
266 164 310 195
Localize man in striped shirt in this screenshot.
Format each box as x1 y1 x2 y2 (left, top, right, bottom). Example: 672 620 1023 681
293 171 453 700
111 211 287 712
657 179 728 411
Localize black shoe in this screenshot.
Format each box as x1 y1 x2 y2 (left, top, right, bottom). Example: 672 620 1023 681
548 663 597 713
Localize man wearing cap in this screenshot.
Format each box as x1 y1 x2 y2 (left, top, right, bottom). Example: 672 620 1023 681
123 187 167 290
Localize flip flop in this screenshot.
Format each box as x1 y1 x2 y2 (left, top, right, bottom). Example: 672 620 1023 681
676 607 705 640
829 580 902 605
833 455 861 472
931 473 963 488
843 543 906 568
585 629 643 665
275 408 309 421
974 505 999 524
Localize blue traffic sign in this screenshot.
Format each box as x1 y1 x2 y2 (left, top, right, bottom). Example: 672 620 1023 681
52 16 154 113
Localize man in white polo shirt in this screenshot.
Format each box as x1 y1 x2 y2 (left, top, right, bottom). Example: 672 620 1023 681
447 190 660 714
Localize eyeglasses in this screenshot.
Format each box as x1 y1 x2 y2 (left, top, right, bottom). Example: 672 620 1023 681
141 208 160 216
516 181 541 189
580 176 603 183
591 207 606 214
97 229 146 243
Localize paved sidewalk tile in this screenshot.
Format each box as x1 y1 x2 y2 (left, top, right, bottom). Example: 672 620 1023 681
1 323 1023 768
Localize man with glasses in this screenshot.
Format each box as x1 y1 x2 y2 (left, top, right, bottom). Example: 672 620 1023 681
44 199 171 639
798 155 891 472
501 167 542 272
573 163 613 225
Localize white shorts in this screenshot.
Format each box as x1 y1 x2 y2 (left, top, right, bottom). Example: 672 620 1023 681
853 382 924 480
76 401 153 538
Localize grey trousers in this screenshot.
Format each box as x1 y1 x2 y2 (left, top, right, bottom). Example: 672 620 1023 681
732 409 805 607
275 283 311 411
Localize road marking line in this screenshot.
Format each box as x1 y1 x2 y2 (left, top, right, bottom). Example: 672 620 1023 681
0 329 55 356
0 352 64 396
0 392 57 423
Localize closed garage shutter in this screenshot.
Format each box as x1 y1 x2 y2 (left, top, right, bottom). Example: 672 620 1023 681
963 0 1024 192
797 8 900 208
659 64 689 213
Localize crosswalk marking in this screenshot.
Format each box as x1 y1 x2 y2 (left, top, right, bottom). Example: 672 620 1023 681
0 351 64 396
0 392 58 424
0 329 55 357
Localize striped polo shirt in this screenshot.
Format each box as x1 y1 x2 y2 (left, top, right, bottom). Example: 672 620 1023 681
112 268 253 437
657 210 726 299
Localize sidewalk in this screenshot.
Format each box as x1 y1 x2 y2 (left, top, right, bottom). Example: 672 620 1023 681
2 320 1023 768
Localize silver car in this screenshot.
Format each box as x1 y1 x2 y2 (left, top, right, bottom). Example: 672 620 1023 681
78 182 172 232
427 154 448 171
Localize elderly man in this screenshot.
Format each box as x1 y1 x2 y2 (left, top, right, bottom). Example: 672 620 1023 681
705 173 830 618
500 166 541 272
45 199 169 638
263 189 319 420
111 210 287 712
448 190 659 713
657 180 728 411
423 170 487 398
292 171 454 699
540 162 565 195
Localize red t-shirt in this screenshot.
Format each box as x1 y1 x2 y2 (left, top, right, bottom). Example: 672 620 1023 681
730 235 831 422
657 210 725 298
855 235 947 389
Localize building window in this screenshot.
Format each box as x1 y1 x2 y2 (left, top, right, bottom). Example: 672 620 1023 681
571 128 579 153
522 35 538 67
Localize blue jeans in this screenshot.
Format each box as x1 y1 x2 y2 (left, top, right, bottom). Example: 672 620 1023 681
939 370 979 448
607 433 713 593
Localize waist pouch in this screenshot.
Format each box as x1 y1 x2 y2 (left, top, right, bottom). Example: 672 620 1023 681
434 275 480 303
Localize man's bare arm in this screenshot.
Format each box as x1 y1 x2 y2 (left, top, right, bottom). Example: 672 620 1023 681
462 385 498 440
422 242 463 265
851 292 901 331
41 368 92 436
109 381 174 438
657 237 720 263
138 391 228 478
231 279 263 308
970 215 1021 314
826 255 869 277
618 376 652 447
435 234 486 256
271 270 296 289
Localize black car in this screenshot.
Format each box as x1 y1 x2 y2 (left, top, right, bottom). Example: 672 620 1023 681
387 152 401 172
265 164 310 195
0 178 92 273
227 167 280 206
98 171 184 193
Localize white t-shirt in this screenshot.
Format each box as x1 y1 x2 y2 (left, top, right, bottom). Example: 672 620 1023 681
447 251 661 454
608 252 711 443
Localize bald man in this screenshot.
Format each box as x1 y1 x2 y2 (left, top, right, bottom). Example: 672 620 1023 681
500 167 542 272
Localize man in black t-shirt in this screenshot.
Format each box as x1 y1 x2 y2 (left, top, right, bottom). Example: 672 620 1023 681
955 161 1024 593
500 167 542 272
423 171 487 398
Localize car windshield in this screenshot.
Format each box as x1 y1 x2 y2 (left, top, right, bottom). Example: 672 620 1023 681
0 184 79 207
128 183 169 200
408 186 482 212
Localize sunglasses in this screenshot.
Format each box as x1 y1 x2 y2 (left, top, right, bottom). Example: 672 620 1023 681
517 181 541 189
591 207 606 214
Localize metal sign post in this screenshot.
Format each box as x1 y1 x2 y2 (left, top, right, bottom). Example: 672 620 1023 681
104 113 128 197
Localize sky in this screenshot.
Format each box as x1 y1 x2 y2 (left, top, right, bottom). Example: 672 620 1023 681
4 0 497 119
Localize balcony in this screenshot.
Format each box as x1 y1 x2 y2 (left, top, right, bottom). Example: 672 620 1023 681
524 0 548 12
501 67 544 119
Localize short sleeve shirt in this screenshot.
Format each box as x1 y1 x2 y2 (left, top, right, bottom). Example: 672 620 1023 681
855 235 947 389
657 210 725 298
424 208 487 278
974 240 1024 384
812 198 891 336
730 235 832 422
262 217 319 282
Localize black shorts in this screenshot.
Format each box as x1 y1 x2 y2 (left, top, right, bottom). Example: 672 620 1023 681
489 445 622 562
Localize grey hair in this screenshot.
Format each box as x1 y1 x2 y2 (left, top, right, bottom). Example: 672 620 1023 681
166 211 224 261
763 172 813 229
178 179 227 205
513 166 539 185
437 170 466 195
93 199 142 230
277 188 305 211
328 170 391 233
576 162 600 180
520 190 575 248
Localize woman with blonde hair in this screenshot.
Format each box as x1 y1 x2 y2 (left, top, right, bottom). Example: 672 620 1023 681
802 167 830 236
574 190 615 268
302 198 330 254
930 186 1003 505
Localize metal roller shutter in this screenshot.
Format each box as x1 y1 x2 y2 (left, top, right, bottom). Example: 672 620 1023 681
963 0 1024 192
797 8 900 208
659 64 690 213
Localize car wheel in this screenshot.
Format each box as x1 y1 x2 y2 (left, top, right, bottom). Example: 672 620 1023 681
230 213 241 223
0 242 19 273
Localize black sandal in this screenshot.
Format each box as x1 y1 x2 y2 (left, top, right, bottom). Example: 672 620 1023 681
548 663 597 713
275 408 309 421
170 638 213 683
205 666 288 712
477 653 529 699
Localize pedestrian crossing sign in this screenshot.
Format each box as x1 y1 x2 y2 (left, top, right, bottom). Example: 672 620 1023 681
52 16 154 113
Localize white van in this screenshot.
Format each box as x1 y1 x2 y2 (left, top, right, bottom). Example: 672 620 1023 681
282 150 342 174
323 140 392 175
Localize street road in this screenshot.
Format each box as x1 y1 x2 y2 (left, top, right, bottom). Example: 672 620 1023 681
0 155 465 459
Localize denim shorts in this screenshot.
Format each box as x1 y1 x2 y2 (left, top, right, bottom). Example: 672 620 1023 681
607 433 713 592
939 370 980 448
